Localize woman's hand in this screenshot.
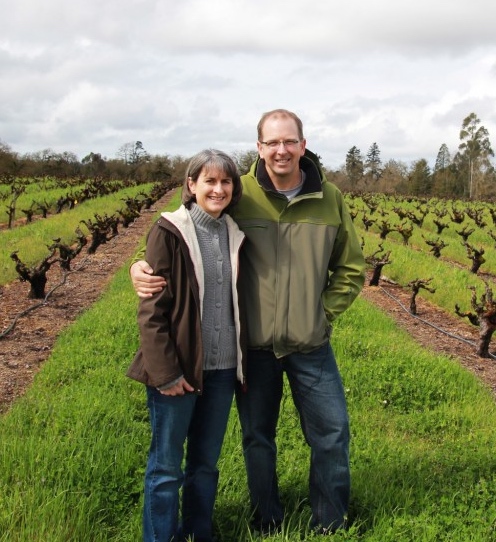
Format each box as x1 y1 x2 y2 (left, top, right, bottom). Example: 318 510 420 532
158 378 194 396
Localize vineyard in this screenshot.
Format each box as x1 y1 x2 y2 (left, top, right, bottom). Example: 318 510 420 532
347 192 496 359
2 182 496 540
0 176 178 411
3 183 495 410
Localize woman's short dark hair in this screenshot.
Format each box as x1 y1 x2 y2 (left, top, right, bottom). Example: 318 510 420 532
182 149 242 212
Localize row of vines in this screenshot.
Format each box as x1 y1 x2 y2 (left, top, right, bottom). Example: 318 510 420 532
346 192 496 358
0 175 161 229
2 178 495 357
0 175 179 338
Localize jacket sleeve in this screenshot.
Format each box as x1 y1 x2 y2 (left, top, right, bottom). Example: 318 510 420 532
136 223 183 387
322 195 366 322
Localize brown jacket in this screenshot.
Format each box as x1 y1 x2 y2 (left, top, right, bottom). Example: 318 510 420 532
127 205 247 392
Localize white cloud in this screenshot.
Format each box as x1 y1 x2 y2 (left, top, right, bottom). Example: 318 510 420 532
1 0 496 168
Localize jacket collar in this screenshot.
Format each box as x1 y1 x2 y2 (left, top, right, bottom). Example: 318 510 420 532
255 150 324 196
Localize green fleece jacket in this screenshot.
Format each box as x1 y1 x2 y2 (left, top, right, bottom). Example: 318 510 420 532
231 150 365 358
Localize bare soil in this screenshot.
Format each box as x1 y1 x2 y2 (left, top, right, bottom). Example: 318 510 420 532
360 278 496 395
1 193 496 414
0 190 175 414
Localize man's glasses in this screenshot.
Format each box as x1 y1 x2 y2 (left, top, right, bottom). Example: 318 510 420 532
260 139 300 149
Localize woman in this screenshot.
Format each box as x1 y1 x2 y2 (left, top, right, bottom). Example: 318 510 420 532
127 149 246 542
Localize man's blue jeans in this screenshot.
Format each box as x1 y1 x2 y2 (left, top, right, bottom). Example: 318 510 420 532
143 368 237 542
236 343 350 532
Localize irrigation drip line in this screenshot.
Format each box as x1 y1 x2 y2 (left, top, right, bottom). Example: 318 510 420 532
378 285 496 362
0 255 91 340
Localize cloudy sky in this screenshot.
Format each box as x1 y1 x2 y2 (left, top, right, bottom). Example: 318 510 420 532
1 0 496 170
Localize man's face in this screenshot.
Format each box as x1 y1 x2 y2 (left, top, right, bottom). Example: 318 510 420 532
257 116 306 183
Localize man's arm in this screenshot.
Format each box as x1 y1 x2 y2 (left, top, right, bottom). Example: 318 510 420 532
322 195 366 321
130 260 167 298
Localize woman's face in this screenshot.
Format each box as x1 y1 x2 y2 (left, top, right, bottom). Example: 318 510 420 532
188 166 233 218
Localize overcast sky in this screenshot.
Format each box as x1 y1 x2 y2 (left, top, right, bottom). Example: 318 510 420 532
1 0 496 170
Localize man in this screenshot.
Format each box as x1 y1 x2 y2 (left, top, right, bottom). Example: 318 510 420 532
131 109 365 535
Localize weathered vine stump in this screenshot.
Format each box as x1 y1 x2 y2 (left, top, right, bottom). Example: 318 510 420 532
407 278 436 315
10 250 56 299
455 282 496 358
433 219 449 235
395 222 413 245
423 236 448 258
48 228 87 271
456 226 474 243
365 245 392 286
81 214 118 254
378 220 394 240
463 242 485 274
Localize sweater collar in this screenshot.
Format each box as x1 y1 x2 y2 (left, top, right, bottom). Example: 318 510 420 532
189 203 225 232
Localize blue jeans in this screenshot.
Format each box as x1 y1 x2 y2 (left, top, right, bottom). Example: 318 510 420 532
143 368 237 542
236 343 350 531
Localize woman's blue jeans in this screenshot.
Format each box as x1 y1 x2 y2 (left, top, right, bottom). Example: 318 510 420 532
143 368 237 542
235 343 350 532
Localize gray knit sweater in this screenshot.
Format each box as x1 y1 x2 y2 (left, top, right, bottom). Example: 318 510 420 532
189 204 237 370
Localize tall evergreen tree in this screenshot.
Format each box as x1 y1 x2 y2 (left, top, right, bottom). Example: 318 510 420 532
434 143 451 172
365 142 382 182
432 143 456 197
345 146 364 189
409 159 432 196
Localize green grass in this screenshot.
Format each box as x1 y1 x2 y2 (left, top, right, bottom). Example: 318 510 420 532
2 194 496 540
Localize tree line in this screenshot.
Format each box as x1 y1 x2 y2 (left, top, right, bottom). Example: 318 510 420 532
334 113 495 200
1 112 494 200
0 140 192 186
